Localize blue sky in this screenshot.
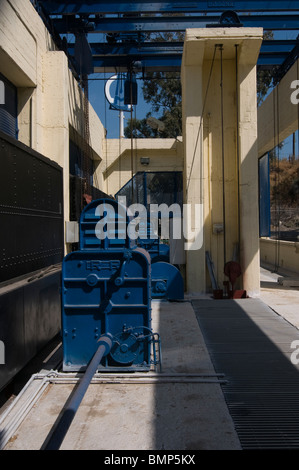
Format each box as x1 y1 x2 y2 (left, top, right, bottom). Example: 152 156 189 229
88 69 298 159
87 29 299 147
88 72 151 139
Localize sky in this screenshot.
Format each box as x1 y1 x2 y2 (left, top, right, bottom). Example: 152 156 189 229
86 29 299 149
87 69 299 159
88 72 151 139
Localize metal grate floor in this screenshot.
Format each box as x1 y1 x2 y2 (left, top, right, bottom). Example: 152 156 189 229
192 298 299 449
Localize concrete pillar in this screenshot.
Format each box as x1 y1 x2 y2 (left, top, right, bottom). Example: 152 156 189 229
238 54 262 297
182 62 206 294
41 51 70 253
182 28 263 297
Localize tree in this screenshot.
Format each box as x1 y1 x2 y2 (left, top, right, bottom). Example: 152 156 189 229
124 21 183 139
124 71 182 139
257 68 276 106
125 31 275 138
257 32 277 106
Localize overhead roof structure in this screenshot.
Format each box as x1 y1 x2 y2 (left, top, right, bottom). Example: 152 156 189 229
34 1 299 79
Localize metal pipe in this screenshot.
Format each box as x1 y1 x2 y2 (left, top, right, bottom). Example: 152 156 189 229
47 377 227 385
38 372 225 379
42 334 113 451
235 44 241 264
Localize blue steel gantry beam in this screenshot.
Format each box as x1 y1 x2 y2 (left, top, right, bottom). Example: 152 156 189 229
36 1 299 15
66 39 299 72
35 1 299 75
52 15 299 34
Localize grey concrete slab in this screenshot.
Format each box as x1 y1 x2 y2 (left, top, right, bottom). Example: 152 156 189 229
2 264 299 451
260 266 299 330
2 300 241 451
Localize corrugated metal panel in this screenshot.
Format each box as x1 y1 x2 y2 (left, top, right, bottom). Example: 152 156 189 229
0 268 61 392
193 299 299 449
0 131 63 283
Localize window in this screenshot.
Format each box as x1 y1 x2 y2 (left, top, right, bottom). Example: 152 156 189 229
0 73 18 139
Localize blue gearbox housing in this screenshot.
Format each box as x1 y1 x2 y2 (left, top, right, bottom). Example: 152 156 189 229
61 199 161 372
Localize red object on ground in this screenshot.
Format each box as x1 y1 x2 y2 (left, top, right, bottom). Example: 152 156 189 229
224 261 242 290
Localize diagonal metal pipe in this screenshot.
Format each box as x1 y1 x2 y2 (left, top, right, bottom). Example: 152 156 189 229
41 334 113 451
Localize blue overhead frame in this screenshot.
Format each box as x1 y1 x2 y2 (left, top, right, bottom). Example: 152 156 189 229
36 1 299 15
52 15 299 34
35 1 299 77
66 39 299 72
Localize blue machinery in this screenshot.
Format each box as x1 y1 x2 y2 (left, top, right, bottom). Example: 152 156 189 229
62 198 184 373
46 191 185 450
46 197 184 449
136 218 184 301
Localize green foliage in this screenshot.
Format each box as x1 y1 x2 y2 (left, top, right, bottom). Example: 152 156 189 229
257 31 277 106
125 71 182 138
124 114 158 138
270 158 299 205
125 30 275 138
257 68 276 106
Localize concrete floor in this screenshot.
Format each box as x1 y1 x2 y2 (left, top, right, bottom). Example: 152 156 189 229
1 264 299 451
260 264 299 329
2 300 241 451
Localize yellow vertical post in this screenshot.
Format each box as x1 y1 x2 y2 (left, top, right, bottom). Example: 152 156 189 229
182 28 263 296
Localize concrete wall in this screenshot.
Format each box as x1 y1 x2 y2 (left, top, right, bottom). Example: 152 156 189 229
99 137 184 197
0 0 106 251
260 238 299 275
258 59 299 158
257 60 299 274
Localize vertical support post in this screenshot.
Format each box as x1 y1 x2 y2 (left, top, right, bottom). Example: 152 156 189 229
182 28 263 296
238 54 262 296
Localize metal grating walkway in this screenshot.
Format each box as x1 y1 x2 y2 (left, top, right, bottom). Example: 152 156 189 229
192 298 299 449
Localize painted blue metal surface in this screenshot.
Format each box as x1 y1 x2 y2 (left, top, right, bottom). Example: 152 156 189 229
138 238 170 263
69 39 298 58
115 172 184 298
53 14 299 34
78 38 299 71
62 196 186 370
62 247 153 371
37 1 299 15
79 198 134 251
35 2 299 74
62 198 162 372
137 219 170 263
92 49 295 72
151 262 184 300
